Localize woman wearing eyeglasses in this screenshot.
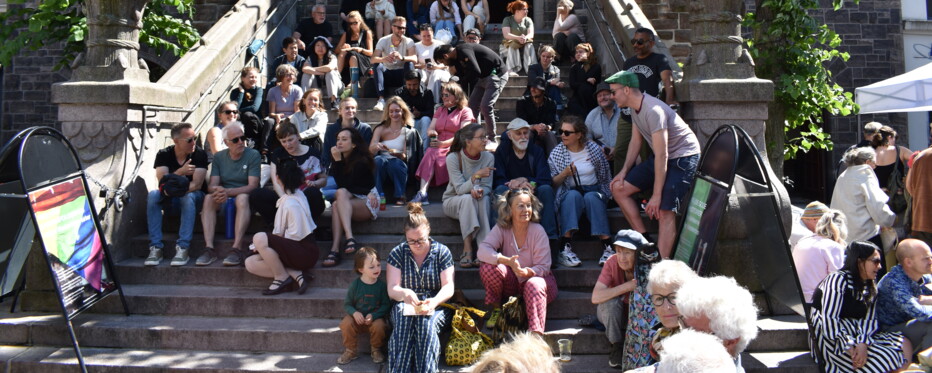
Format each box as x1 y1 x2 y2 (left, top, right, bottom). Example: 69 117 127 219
548 115 612 267
477 188 556 334
644 260 698 364
412 81 475 204
386 202 455 372
441 123 493 269
267 64 304 123
207 101 239 155
336 11 373 92
810 241 913 372
501 0 536 77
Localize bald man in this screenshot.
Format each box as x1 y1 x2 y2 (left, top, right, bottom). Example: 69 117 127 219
876 239 932 353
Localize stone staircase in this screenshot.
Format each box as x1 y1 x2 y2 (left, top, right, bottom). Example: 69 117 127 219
0 1 817 371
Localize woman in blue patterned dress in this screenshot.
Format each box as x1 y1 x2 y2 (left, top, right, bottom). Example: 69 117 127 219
810 241 913 372
386 202 455 372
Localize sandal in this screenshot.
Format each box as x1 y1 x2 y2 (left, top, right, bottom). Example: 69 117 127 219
344 238 358 255
295 271 313 295
322 251 341 267
459 252 474 268
262 277 294 296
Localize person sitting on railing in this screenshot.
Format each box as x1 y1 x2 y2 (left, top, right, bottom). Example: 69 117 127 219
249 122 326 233
289 89 329 152
268 37 307 89
552 0 584 64
370 16 417 112
411 81 475 205
145 123 209 267
267 64 305 124
294 4 334 56
301 36 344 111
500 0 536 77
207 101 237 155
442 123 494 268
322 127 380 268
369 97 423 205
566 43 600 117
197 122 261 267
336 11 373 95
413 24 450 106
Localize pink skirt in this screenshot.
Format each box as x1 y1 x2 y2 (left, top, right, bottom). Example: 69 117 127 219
415 146 451 187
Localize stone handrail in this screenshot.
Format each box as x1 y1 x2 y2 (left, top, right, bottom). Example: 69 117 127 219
587 0 683 81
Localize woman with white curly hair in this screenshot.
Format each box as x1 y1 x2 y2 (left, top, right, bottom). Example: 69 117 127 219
655 329 736 373
645 260 699 361
469 332 560 373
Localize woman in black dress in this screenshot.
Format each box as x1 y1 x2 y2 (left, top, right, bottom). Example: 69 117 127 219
567 43 601 116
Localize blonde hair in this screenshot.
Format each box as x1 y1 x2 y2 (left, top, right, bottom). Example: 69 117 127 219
557 0 574 11
376 96 414 130
538 44 558 60
346 10 370 35
495 189 541 228
470 332 559 373
815 210 848 245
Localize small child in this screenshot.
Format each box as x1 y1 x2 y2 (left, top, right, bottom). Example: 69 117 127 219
338 247 391 365
365 0 396 40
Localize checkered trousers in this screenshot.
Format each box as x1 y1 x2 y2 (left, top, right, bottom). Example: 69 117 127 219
479 262 558 333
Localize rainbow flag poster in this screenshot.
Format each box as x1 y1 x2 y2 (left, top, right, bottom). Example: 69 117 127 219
28 177 113 316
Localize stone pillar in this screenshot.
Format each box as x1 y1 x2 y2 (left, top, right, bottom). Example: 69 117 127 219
51 0 185 263
677 0 793 314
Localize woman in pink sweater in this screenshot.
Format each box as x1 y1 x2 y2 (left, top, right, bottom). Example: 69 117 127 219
477 188 557 334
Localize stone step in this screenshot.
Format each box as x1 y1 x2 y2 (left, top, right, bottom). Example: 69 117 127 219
0 345 818 372
115 256 607 290
0 310 809 356
18 285 598 320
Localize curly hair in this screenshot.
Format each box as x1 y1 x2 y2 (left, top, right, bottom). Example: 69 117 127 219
469 332 559 373
495 188 542 228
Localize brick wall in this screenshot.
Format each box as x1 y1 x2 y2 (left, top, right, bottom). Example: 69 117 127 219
633 0 692 64
0 1 238 145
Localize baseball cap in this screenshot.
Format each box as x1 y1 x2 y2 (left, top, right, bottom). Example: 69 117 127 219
612 229 649 251
529 77 547 91
604 71 640 89
506 118 530 131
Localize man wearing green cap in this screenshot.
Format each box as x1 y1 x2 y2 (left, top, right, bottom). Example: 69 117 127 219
605 70 700 258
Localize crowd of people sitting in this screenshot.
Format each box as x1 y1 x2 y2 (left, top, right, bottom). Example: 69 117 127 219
143 1 932 371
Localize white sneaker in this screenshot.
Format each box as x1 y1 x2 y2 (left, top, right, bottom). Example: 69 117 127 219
144 246 162 266
598 244 615 266
558 244 581 267
170 245 189 267
373 98 385 111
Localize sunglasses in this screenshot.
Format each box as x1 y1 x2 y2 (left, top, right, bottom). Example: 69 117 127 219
560 130 577 136
223 110 238 115
228 135 249 144
180 136 195 144
348 21 359 25
393 25 406 30
867 258 882 265
631 38 649 46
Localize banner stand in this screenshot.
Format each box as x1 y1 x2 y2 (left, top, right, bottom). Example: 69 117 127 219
0 126 130 373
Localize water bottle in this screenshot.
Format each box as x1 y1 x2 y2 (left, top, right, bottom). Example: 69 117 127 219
379 193 387 211
225 197 235 239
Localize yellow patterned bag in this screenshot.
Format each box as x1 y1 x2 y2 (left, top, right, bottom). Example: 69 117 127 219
441 303 494 366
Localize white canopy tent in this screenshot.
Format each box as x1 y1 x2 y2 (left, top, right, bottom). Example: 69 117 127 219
856 61 932 114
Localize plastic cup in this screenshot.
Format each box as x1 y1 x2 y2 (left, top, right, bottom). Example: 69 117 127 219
558 339 572 362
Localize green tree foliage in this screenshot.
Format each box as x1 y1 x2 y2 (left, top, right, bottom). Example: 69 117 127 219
0 0 200 71
744 0 858 164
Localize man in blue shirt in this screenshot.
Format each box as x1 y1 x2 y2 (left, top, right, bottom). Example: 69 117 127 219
876 239 932 354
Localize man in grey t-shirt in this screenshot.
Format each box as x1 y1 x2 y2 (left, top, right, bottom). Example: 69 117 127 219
606 71 700 259
371 16 417 111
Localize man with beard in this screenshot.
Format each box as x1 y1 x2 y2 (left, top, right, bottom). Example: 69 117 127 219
493 118 558 256
515 77 559 154
145 123 210 267
293 4 334 56
394 70 434 142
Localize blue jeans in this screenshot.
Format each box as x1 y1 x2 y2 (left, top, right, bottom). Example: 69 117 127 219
322 176 337 201
375 154 408 198
493 184 558 239
416 116 431 146
374 62 414 97
558 185 609 237
147 189 205 249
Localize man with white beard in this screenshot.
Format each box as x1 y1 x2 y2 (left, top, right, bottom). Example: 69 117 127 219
492 118 559 260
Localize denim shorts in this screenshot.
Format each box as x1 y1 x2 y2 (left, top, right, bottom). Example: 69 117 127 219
625 154 699 212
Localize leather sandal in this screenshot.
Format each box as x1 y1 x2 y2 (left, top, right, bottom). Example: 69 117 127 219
262 277 294 296
322 251 341 267
344 238 358 255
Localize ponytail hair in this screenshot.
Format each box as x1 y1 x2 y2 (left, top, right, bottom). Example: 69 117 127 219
449 123 483 154
404 202 430 232
814 210 848 245
870 125 896 148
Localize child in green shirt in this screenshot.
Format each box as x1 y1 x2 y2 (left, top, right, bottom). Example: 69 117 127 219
338 247 391 364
